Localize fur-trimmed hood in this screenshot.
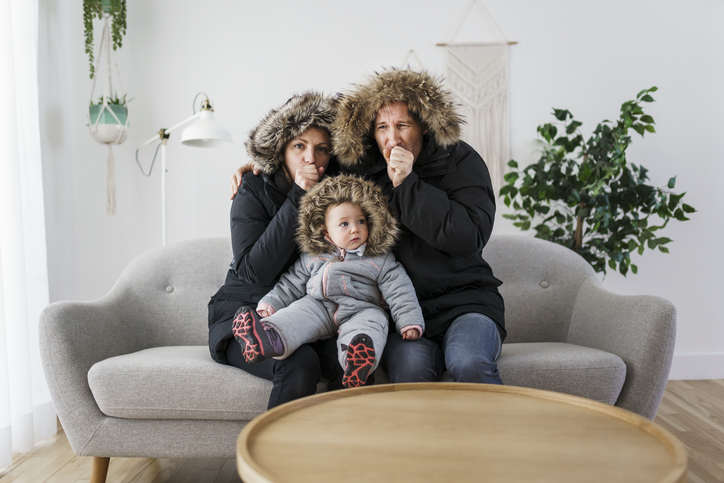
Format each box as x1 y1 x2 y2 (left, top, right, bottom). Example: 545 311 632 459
332 69 463 169
245 91 337 175
297 175 399 257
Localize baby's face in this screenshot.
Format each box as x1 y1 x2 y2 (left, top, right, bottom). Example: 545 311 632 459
324 202 369 251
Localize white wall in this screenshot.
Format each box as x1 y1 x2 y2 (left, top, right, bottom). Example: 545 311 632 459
38 0 724 379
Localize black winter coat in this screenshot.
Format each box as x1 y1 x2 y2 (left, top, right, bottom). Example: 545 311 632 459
360 138 506 340
207 171 306 364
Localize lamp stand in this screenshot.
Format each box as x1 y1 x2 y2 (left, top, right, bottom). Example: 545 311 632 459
136 94 233 245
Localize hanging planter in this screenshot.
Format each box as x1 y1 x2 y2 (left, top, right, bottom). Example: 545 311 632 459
84 0 128 214
89 94 129 144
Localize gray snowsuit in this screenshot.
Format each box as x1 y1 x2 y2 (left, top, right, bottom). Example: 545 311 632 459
257 175 424 372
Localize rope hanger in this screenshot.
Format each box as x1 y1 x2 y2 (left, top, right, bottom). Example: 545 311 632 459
436 0 517 47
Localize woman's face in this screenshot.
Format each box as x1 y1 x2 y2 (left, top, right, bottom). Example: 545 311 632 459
282 127 331 181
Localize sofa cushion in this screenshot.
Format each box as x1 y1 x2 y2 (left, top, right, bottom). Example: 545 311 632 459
497 342 627 404
88 346 272 420
88 342 626 421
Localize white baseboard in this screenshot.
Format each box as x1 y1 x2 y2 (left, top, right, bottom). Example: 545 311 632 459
668 352 724 380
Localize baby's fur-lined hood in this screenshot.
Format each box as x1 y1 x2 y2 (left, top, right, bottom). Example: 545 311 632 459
297 175 399 257
245 91 337 175
332 69 463 169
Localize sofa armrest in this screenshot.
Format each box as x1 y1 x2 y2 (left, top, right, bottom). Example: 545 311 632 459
39 285 146 455
566 277 676 419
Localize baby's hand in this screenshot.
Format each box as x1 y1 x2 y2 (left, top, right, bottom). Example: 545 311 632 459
401 326 421 340
256 302 275 318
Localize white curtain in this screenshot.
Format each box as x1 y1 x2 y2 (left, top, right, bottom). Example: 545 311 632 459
0 0 56 469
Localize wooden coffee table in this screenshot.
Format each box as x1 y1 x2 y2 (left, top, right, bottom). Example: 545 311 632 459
236 383 686 482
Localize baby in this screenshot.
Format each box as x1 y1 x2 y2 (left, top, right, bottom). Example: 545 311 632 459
232 175 424 387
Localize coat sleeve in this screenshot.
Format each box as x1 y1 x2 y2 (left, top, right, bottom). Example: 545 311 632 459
377 255 425 334
389 146 495 257
230 173 305 287
258 256 311 312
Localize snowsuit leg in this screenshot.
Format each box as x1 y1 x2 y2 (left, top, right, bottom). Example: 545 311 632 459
337 307 389 372
262 296 337 359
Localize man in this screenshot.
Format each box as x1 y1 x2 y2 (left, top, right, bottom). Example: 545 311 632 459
331 69 505 384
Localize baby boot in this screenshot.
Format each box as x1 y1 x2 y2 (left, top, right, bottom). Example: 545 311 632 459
341 333 376 388
232 306 282 363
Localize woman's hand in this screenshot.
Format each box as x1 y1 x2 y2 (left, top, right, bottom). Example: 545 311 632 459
401 326 421 340
294 164 325 191
230 162 261 199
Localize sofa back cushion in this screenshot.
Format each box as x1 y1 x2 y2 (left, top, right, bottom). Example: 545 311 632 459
117 235 597 347
484 235 596 343
116 238 232 347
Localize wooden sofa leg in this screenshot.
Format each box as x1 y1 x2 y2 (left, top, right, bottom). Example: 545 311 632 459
91 456 110 483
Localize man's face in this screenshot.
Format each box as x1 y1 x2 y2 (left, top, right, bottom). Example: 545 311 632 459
373 102 425 162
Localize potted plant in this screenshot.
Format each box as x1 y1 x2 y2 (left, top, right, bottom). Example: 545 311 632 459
500 87 695 276
84 0 127 79
89 93 131 144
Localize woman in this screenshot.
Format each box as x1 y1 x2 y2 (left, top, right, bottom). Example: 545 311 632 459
208 91 344 409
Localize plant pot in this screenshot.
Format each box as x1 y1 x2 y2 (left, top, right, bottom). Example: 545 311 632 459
101 0 113 14
89 104 128 144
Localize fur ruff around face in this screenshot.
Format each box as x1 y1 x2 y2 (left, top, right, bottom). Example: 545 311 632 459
297 175 399 257
245 91 337 175
332 69 464 168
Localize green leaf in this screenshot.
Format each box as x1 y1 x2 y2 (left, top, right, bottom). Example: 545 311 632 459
641 94 655 102
566 121 583 135
553 109 570 121
504 172 519 183
659 246 670 253
633 124 645 136
644 124 656 133
640 115 655 124
631 264 638 274
619 262 628 276
682 203 696 213
508 159 519 168
667 177 676 189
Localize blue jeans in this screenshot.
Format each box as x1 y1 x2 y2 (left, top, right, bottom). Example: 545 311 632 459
381 313 503 385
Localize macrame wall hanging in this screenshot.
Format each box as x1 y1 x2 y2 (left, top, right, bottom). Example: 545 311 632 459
88 12 129 215
438 0 515 196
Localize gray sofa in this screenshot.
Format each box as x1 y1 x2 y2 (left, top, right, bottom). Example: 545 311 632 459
39 235 676 483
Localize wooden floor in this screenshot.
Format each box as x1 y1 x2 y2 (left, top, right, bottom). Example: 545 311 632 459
1 380 722 483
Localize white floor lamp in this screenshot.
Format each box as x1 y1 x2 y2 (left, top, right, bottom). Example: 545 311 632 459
137 93 233 245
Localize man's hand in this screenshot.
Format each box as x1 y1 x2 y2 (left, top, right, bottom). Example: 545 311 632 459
401 326 421 340
294 164 325 191
230 162 261 199
384 146 414 187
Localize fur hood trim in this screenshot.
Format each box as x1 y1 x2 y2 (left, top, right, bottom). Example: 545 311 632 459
297 175 399 257
332 69 463 168
245 91 337 175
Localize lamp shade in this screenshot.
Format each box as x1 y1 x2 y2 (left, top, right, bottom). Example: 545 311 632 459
180 110 233 147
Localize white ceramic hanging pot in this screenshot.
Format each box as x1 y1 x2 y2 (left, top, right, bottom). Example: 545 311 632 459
89 103 128 144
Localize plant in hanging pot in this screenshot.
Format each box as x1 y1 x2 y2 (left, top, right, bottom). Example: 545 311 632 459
84 0 127 79
500 87 695 276
88 93 131 144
